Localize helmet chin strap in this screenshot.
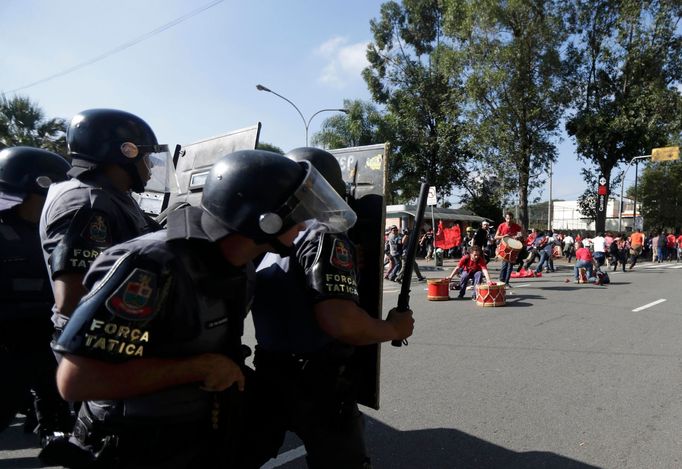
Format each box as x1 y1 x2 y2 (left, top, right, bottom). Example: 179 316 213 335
125 164 146 193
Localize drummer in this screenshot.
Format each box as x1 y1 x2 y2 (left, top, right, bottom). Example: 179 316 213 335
447 246 492 299
494 211 524 288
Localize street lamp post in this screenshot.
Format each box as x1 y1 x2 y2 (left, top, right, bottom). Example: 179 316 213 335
256 84 348 146
618 154 650 232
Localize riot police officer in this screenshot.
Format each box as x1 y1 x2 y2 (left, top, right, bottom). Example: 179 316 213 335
39 109 167 334
52 149 356 468
248 147 415 469
0 147 73 443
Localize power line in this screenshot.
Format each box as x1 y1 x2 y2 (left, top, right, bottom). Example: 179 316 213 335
8 0 224 93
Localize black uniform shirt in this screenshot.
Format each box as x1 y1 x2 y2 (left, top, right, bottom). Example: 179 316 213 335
0 209 53 323
54 206 249 422
253 222 360 353
39 173 159 328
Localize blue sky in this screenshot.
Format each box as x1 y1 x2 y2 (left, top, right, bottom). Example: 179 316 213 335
1 0 592 202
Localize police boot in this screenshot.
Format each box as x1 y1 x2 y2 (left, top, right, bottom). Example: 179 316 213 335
39 434 94 469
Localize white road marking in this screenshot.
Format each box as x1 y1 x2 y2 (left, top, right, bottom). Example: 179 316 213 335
514 283 530 287
261 445 307 468
632 299 667 312
383 289 399 293
669 265 682 269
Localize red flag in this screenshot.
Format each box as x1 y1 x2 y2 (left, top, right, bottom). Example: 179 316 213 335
434 220 446 249
435 222 462 249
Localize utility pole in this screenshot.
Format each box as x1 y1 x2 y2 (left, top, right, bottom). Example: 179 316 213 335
547 161 552 231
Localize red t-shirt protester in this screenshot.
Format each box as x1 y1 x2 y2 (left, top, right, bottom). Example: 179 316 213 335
666 234 675 249
458 254 487 273
575 246 593 262
496 221 522 238
447 247 492 283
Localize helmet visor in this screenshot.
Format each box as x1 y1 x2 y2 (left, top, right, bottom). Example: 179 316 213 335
280 162 356 233
139 145 172 193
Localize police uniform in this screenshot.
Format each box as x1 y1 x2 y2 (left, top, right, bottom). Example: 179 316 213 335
54 206 252 468
0 208 72 433
40 172 160 331
249 221 370 469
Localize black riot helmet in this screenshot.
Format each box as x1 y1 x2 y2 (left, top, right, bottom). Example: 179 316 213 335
66 109 170 193
200 150 356 243
285 147 346 196
0 146 70 211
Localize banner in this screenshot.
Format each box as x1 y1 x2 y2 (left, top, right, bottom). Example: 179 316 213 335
434 221 461 249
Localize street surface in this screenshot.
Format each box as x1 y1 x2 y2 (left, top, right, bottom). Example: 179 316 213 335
2 257 681 468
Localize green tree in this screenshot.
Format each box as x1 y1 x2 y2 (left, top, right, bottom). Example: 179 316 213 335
311 99 393 149
364 0 470 203
564 0 682 233
629 161 682 231
458 174 508 222
0 95 67 154
444 0 568 231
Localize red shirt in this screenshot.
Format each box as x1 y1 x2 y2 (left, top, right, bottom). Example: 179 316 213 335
497 222 522 237
677 235 682 247
575 247 592 262
666 234 675 248
458 255 487 273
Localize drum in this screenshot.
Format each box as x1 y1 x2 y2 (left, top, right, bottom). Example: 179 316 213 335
427 278 450 301
497 237 523 263
475 283 506 307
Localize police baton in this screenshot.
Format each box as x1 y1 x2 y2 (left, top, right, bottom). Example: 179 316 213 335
391 182 429 347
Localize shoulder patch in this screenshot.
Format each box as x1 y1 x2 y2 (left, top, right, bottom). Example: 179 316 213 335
81 213 111 245
106 268 159 320
330 237 354 271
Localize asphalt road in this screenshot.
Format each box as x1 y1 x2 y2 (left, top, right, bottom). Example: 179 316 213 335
2 257 681 468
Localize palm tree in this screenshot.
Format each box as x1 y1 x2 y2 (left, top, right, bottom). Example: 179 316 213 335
0 95 67 155
311 99 393 149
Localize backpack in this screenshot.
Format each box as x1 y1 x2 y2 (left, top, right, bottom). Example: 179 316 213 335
596 270 610 285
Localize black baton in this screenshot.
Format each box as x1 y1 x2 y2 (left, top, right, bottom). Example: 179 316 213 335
391 182 429 347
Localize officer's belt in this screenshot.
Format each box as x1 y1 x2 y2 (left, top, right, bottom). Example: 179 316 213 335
75 403 217 459
254 347 348 376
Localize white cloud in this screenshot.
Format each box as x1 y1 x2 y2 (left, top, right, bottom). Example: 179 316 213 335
315 36 369 88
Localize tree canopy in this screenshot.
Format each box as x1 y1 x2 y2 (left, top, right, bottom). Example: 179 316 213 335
310 0 682 223
634 161 682 231
311 99 393 150
363 0 470 203
0 95 67 155
444 0 568 230
564 0 682 232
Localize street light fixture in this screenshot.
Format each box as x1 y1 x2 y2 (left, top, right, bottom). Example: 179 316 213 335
256 84 349 146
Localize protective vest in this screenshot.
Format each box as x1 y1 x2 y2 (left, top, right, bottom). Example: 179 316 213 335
0 210 53 322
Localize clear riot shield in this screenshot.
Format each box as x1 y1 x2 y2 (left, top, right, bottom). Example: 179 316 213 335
329 143 388 410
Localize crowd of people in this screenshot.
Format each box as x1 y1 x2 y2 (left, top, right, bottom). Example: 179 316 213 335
385 211 682 293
